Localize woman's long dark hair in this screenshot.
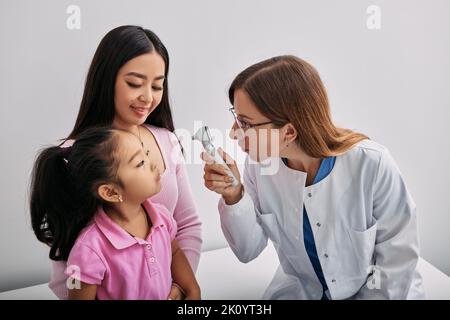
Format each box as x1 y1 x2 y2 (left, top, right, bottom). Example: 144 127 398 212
30 127 122 261
67 25 175 140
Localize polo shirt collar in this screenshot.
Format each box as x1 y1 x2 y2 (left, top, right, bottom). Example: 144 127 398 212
94 199 165 250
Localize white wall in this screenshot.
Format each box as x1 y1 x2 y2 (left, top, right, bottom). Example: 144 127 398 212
1 0 449 292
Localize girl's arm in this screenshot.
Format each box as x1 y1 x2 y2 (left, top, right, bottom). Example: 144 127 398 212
171 239 201 300
68 282 97 300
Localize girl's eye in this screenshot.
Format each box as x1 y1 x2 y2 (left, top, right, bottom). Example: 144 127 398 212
137 160 145 168
127 82 142 88
152 86 163 91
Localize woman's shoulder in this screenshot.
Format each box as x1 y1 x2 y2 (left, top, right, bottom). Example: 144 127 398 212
143 124 184 164
60 139 75 148
337 139 395 176
143 124 179 146
342 139 388 163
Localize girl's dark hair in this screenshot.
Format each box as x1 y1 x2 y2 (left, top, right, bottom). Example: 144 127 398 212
67 25 175 140
30 127 122 261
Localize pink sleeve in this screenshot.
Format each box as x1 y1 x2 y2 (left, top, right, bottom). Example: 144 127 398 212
167 132 203 272
65 243 106 285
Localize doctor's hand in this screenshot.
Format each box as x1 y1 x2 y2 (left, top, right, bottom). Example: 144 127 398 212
201 147 243 205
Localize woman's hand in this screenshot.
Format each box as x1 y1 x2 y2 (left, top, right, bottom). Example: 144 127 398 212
201 148 243 205
185 286 201 300
167 283 185 300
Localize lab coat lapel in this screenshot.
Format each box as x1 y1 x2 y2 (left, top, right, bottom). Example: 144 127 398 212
281 157 307 241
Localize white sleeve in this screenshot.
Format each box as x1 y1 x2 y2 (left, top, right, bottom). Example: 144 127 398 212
218 158 268 263
355 148 424 299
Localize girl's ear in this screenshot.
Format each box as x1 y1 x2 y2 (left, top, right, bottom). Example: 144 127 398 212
97 184 122 203
282 123 298 145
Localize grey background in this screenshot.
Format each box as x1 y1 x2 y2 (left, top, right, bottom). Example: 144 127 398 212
1 0 449 292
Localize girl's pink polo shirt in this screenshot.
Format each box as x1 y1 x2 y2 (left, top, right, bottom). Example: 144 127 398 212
65 199 177 300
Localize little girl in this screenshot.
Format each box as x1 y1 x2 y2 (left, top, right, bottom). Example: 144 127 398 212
29 127 201 300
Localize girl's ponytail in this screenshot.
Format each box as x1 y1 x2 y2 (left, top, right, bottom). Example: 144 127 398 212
29 127 121 261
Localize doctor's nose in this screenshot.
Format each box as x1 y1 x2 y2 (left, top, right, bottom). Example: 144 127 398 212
229 122 240 140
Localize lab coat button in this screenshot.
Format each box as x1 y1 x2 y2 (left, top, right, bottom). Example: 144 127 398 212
316 222 321 227
331 279 336 283
324 253 329 258
308 193 312 198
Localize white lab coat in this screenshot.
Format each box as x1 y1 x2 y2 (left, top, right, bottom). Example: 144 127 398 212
218 139 425 299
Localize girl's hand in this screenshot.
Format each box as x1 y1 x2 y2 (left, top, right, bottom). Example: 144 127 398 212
201 148 243 205
167 283 185 300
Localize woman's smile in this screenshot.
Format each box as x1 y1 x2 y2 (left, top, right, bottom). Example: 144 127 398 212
130 105 150 118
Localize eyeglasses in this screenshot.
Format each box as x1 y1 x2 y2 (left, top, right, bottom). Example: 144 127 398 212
228 107 273 130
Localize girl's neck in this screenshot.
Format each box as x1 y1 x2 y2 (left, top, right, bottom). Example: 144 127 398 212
105 202 151 239
105 201 144 224
105 203 152 239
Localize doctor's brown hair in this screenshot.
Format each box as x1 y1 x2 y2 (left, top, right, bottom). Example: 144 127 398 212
228 55 369 157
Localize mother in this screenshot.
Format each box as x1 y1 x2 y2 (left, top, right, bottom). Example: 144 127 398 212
50 25 202 299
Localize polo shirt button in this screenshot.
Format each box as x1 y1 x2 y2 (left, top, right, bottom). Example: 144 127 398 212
331 279 336 283
308 192 312 198
316 222 321 227
146 244 152 250
149 257 156 263
324 253 329 258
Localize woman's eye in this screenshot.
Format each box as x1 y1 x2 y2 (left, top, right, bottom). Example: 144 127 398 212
127 82 142 88
152 86 163 91
137 160 145 168
241 121 250 128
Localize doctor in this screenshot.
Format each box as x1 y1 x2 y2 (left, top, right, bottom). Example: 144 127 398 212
201 55 424 300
